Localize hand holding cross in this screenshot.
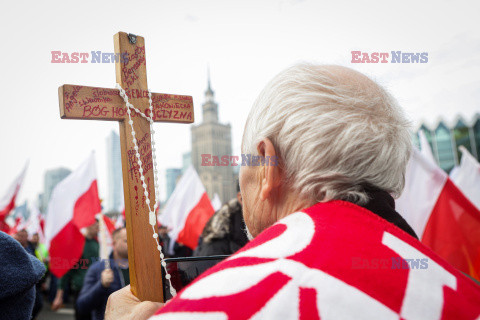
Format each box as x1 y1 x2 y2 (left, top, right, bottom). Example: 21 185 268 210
58 32 194 302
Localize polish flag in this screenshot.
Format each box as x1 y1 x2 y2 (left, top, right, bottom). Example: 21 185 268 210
9 216 27 235
450 146 480 210
0 162 28 231
45 153 102 278
396 146 480 281
26 206 46 243
103 214 116 234
39 214 45 234
159 165 214 255
2 215 15 233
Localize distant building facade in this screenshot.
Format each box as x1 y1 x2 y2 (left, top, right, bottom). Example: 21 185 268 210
413 114 480 172
182 152 191 174
42 167 71 213
106 130 123 212
166 168 182 200
37 193 44 212
191 74 236 204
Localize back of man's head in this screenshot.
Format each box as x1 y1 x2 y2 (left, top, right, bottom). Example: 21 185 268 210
242 63 412 205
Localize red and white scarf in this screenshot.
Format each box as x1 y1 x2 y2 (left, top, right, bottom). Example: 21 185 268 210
151 200 480 320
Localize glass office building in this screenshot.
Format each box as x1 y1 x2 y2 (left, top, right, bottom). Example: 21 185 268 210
414 114 480 173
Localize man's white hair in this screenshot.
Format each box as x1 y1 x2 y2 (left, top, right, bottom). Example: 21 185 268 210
242 64 412 205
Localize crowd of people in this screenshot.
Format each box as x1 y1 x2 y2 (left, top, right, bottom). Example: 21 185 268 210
1 189 246 320
1 222 133 320
103 64 480 319
3 64 480 320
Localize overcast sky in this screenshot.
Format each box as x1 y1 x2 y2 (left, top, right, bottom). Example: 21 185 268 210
1 0 479 209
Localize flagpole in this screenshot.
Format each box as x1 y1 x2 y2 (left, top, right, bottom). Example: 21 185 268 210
98 213 111 269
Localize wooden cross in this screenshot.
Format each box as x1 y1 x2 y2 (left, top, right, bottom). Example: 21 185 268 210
58 32 194 302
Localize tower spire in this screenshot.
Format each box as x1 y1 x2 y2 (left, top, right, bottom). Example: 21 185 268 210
202 64 218 123
206 64 213 96
207 64 211 92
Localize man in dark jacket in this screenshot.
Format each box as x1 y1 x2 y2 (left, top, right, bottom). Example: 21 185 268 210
194 190 249 256
0 231 46 319
76 227 129 320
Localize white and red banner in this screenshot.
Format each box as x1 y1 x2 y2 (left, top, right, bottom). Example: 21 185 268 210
45 152 102 278
450 146 480 210
151 201 480 319
0 161 28 232
159 165 214 254
8 216 27 235
26 206 46 243
103 214 116 234
396 147 480 281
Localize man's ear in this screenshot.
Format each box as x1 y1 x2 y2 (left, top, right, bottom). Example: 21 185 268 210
257 138 281 201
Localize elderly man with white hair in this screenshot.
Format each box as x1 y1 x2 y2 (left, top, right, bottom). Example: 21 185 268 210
106 64 480 320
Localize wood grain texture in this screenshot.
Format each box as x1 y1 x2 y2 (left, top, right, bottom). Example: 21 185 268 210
59 84 193 123
114 31 164 303
57 32 194 302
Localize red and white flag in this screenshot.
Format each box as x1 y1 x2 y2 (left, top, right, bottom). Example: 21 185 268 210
9 216 27 235
45 153 102 278
26 206 46 243
0 162 28 232
159 165 214 254
450 146 480 210
103 214 116 234
396 148 480 281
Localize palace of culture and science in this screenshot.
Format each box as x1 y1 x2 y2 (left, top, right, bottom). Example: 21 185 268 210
190 75 236 204
165 73 237 205
104 72 237 212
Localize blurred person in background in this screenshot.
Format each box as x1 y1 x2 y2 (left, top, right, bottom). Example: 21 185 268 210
52 220 99 320
194 183 248 256
77 227 129 320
